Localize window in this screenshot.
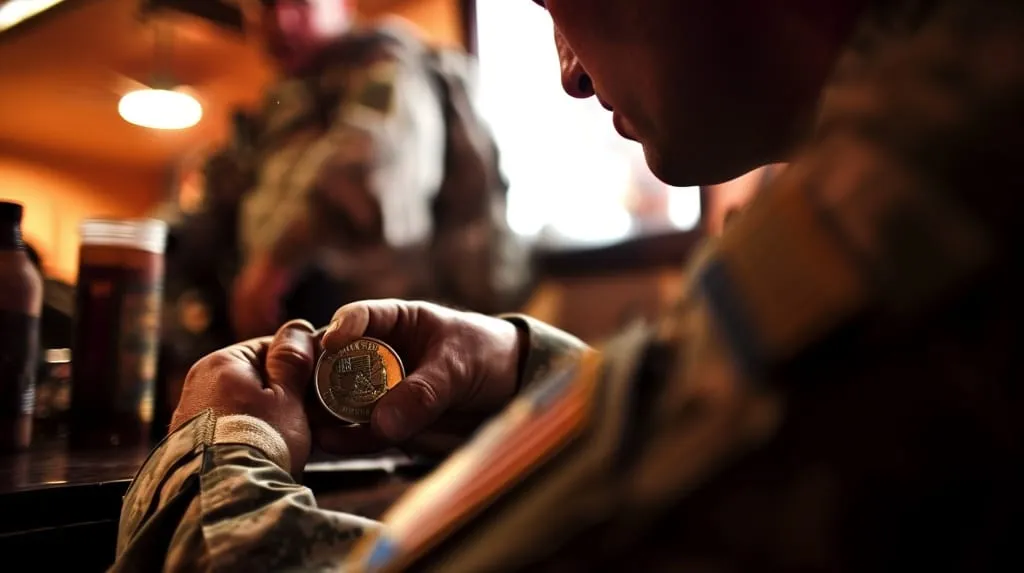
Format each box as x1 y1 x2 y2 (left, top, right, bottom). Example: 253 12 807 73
475 1 701 249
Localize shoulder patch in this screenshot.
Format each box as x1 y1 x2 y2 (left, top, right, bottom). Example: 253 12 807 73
345 349 604 573
343 61 399 123
261 79 316 138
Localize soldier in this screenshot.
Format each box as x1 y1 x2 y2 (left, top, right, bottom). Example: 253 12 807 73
114 0 1022 571
232 0 529 340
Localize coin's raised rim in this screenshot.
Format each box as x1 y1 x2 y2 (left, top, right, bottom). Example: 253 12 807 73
314 337 406 424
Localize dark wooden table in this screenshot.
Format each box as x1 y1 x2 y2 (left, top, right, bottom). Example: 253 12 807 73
0 441 429 571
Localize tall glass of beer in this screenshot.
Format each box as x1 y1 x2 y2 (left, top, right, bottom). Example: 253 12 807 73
70 219 167 448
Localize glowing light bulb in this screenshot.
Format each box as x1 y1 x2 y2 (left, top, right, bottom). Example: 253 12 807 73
118 89 203 130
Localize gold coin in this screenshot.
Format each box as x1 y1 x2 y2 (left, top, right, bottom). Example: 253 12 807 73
315 337 405 424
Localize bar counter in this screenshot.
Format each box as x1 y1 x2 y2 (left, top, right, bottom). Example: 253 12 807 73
0 440 431 571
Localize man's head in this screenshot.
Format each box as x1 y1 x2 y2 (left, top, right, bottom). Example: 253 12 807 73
535 0 869 186
259 0 355 72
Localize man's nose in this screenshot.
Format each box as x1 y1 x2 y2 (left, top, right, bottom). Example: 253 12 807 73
555 28 594 99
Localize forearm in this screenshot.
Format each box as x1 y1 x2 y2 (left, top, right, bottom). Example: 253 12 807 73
113 411 380 572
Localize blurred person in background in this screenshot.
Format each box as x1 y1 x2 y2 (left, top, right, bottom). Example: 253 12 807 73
231 0 531 340
159 143 256 419
115 0 1023 571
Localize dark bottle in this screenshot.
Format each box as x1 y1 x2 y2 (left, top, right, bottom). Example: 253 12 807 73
0 201 44 452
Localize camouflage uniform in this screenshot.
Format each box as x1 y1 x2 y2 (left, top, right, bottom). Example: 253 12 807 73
242 20 528 325
113 1 1023 571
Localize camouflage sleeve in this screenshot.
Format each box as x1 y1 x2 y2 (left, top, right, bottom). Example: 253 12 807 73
241 45 445 268
112 410 381 572
499 313 590 391
691 0 1024 380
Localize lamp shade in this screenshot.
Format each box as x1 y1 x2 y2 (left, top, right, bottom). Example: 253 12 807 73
118 88 203 130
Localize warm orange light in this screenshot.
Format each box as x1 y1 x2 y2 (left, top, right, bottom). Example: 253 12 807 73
118 89 203 130
0 0 67 32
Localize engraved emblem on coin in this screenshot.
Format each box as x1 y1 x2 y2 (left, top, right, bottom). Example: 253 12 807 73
315 337 405 425
332 343 387 405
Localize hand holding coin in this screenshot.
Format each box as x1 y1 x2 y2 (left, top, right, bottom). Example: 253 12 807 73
173 320 319 476
314 300 525 455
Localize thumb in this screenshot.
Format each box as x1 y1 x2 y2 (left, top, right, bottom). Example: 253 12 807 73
321 299 431 353
266 319 318 398
371 354 453 443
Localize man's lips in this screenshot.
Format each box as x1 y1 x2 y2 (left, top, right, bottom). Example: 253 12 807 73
612 113 637 141
598 96 636 141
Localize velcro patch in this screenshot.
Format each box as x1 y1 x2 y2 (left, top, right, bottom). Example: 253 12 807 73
346 61 398 119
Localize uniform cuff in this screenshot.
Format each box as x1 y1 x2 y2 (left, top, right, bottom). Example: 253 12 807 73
498 313 589 392
213 415 291 472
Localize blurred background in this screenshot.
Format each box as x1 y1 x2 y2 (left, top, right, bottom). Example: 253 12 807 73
0 0 772 343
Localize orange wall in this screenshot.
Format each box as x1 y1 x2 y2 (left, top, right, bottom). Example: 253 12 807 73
0 150 166 284
362 0 464 47
0 0 462 284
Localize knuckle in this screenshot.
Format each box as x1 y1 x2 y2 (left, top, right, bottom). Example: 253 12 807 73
444 338 472 377
417 303 450 332
269 342 311 371
212 365 249 393
405 376 442 411
187 351 232 380
445 348 473 397
281 318 314 332
333 300 365 322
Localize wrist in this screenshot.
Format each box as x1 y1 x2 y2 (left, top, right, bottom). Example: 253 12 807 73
496 313 590 393
213 414 292 473
508 320 530 394
463 314 526 413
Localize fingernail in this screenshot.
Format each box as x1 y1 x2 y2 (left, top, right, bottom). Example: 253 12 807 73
374 406 405 442
284 319 315 332
321 314 346 344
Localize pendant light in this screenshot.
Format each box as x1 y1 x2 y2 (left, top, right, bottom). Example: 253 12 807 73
118 23 203 130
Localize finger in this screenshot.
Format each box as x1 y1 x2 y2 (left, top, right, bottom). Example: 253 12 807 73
227 336 271 367
265 319 318 398
370 359 454 443
321 299 421 352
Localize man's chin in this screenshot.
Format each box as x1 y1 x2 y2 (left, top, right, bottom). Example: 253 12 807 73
641 141 757 188
640 144 693 187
